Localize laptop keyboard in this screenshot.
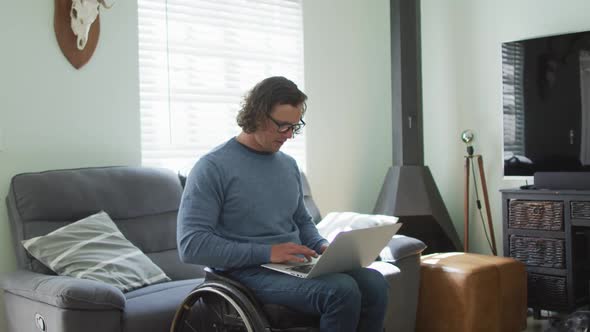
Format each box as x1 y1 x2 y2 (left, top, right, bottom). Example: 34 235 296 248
288 264 315 273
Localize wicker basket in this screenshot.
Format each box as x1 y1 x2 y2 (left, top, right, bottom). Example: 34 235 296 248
571 201 590 220
508 200 563 231
509 235 565 268
527 273 568 310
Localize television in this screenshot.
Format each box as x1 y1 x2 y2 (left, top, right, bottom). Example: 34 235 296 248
502 30 590 178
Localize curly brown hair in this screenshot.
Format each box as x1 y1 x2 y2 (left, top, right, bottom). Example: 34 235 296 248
236 76 307 133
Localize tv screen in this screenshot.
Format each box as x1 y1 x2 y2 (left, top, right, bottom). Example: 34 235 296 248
503 30 590 176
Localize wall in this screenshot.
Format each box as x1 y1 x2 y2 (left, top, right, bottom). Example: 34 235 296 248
0 0 391 330
304 0 590 256
2 0 590 329
0 1 140 329
420 0 590 254
303 0 393 215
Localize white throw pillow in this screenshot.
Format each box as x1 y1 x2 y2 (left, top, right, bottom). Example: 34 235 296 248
316 212 399 242
22 211 171 292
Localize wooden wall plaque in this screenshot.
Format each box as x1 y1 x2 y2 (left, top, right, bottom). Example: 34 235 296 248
54 0 100 69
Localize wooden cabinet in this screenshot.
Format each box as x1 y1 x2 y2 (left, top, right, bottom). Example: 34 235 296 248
501 188 590 313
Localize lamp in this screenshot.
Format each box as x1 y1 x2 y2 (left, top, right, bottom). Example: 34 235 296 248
461 130 474 155
461 130 497 255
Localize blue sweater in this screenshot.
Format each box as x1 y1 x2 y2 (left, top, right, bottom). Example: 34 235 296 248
177 137 328 269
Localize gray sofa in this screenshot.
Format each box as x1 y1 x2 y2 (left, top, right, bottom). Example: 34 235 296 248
1 166 425 332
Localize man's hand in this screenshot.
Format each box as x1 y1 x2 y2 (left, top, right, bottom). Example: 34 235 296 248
270 242 318 263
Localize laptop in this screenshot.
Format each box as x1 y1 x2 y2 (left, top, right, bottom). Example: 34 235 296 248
261 223 402 279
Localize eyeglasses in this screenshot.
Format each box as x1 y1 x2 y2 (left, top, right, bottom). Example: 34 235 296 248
267 115 306 135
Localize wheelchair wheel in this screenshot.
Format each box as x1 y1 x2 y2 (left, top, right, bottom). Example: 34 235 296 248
170 282 270 332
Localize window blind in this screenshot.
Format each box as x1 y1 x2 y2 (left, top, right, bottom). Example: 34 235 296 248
138 0 306 175
502 42 525 157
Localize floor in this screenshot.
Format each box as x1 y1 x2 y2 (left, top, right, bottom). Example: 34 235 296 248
523 309 580 332
525 316 552 332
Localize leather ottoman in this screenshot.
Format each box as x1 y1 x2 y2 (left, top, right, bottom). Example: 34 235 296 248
416 252 527 332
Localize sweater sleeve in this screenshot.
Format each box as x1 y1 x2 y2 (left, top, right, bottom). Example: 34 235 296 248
293 172 329 253
177 158 272 269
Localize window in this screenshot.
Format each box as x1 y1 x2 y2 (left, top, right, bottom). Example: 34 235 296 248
502 42 525 158
138 0 306 174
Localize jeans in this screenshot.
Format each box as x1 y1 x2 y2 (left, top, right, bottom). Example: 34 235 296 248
227 266 389 332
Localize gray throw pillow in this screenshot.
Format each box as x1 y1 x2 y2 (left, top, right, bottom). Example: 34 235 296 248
22 211 171 292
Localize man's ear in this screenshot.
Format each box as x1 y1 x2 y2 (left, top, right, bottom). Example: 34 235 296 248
257 116 269 131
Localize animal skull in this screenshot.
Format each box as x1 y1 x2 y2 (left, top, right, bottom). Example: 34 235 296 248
70 0 114 50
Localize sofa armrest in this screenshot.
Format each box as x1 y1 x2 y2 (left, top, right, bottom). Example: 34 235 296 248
378 235 425 332
380 235 426 263
1 269 125 311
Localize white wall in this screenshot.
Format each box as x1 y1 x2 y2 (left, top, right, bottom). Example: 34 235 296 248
304 0 590 256
303 0 393 215
0 1 141 330
421 0 590 254
2 0 590 329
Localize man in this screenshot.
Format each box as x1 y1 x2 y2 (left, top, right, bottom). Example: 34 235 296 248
177 76 388 332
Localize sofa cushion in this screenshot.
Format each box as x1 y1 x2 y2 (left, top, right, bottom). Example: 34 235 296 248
11 167 182 222
7 166 184 272
146 250 207 281
301 172 321 223
124 279 204 332
22 211 171 292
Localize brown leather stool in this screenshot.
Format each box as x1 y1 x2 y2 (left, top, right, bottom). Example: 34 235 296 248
416 253 527 332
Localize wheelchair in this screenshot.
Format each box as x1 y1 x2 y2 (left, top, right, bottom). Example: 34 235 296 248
170 268 320 332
